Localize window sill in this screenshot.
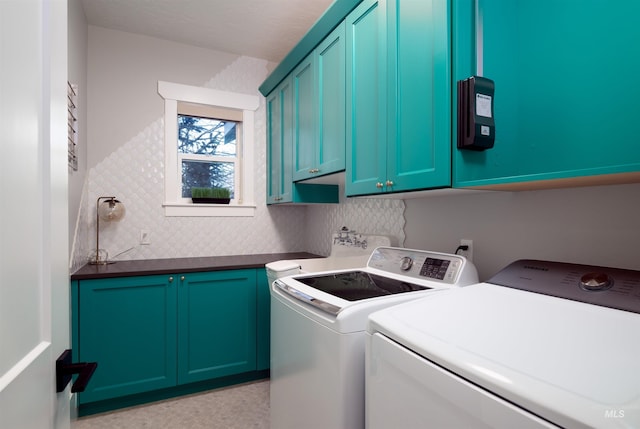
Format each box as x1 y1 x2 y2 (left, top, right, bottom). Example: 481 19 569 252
163 202 256 217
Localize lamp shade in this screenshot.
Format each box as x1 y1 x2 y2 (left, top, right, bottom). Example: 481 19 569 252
89 196 126 265
97 198 125 222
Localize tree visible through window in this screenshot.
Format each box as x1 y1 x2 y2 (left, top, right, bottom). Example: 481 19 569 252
178 114 239 199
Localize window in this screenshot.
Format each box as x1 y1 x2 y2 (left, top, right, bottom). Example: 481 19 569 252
158 81 259 217
178 103 241 200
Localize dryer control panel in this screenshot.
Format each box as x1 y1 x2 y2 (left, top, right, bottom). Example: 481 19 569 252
488 259 640 314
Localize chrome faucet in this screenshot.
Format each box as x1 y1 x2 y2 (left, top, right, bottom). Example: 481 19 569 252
334 227 368 249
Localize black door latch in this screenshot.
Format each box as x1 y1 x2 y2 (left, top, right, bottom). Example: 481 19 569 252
55 349 98 393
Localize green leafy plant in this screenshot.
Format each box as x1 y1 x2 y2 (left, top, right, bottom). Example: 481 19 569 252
191 187 231 199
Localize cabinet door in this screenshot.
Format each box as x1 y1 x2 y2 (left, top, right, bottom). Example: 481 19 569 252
177 270 257 384
292 56 318 181
453 0 640 188
267 77 293 204
386 0 451 192
266 89 281 204
256 269 270 370
346 0 387 196
77 275 177 403
317 21 346 176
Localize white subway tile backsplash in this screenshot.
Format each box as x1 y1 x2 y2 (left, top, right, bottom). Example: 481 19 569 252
304 197 406 256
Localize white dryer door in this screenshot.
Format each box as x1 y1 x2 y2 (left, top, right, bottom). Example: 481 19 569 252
366 332 559 429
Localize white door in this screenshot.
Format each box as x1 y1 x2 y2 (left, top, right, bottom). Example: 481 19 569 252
0 1 70 428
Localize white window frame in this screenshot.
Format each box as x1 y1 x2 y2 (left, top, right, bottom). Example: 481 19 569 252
158 81 259 217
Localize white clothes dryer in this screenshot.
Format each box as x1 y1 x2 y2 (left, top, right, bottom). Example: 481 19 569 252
366 259 640 429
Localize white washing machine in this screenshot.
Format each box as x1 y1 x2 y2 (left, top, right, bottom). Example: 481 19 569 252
366 259 640 429
270 246 478 429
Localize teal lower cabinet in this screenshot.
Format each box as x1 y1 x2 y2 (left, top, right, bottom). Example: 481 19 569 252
72 268 268 414
256 270 270 370
177 270 256 384
75 274 177 404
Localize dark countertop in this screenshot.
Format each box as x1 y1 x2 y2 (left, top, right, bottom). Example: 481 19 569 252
71 252 322 280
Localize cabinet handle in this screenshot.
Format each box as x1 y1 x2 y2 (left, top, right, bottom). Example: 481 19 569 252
386 180 394 187
169 276 174 282
376 182 384 189
180 276 185 281
308 168 320 174
274 197 283 201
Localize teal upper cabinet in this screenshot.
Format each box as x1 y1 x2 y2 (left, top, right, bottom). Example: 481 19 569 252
345 0 386 196
266 75 340 205
259 0 362 97
316 22 347 177
346 0 451 196
453 0 640 190
293 22 347 181
267 77 293 204
387 0 451 192
292 56 317 180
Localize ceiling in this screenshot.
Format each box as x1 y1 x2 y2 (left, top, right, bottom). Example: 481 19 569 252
80 0 335 63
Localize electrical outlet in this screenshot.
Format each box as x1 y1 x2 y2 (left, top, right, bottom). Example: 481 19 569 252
140 230 151 245
459 239 473 262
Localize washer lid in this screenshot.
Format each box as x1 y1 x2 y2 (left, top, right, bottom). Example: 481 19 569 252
368 284 640 428
295 270 430 301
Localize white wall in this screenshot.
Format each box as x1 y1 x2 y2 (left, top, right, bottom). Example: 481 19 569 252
404 183 640 280
67 0 87 257
72 28 306 268
87 26 242 168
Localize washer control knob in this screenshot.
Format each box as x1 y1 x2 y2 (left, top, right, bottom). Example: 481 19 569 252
400 256 413 271
580 272 613 291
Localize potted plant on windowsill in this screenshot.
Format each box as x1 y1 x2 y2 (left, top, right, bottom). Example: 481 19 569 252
191 187 231 204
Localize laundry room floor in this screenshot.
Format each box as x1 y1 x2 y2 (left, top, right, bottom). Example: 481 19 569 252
72 380 269 429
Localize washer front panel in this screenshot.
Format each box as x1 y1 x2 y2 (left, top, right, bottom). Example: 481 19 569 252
367 247 469 285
